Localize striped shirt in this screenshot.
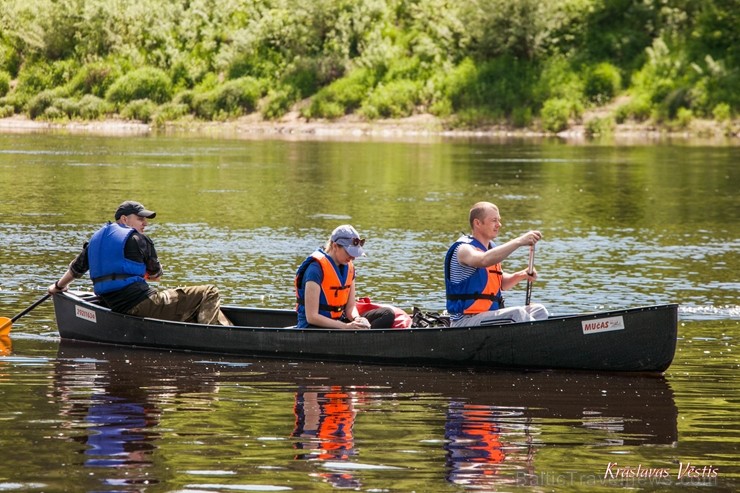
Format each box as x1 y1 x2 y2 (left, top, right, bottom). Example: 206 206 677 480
447 242 494 321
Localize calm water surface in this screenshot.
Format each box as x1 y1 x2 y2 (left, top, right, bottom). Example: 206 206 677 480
0 132 738 492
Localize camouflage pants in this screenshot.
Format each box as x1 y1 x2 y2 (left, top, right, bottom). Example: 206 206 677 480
127 284 232 325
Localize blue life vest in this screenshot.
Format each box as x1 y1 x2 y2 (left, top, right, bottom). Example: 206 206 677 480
88 222 146 295
444 235 504 315
295 249 354 327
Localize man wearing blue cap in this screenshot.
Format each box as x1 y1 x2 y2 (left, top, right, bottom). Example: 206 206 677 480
49 200 231 325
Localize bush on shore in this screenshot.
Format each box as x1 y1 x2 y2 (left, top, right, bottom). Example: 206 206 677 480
0 71 10 97
106 67 172 106
0 0 735 134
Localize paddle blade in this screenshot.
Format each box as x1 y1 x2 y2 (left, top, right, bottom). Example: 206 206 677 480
0 334 10 356
0 317 11 337
0 317 11 355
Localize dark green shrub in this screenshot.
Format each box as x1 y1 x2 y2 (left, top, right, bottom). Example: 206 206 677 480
534 57 584 104
451 108 503 128
584 116 615 137
27 89 66 119
655 87 691 121
0 44 21 76
712 103 731 122
42 105 66 121
429 97 453 117
443 57 537 118
0 94 24 113
631 99 651 122
302 68 376 119
306 100 345 120
78 95 114 120
476 58 538 115
23 60 78 94
120 99 157 123
169 60 197 92
0 71 10 97
361 80 420 119
584 62 622 104
0 105 14 118
262 86 299 120
53 97 80 118
384 57 424 82
511 107 532 128
173 90 196 109
67 62 122 98
436 58 477 102
191 77 263 120
16 63 58 97
152 102 190 126
227 47 284 81
540 98 572 133
673 107 693 129
281 59 321 99
106 67 172 105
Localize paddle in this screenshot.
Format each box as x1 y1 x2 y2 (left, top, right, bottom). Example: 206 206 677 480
0 293 52 337
525 244 535 306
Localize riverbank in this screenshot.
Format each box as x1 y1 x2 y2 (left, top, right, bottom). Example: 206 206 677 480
0 113 737 144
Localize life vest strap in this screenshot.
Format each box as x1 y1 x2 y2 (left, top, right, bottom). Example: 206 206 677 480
330 284 350 296
447 293 503 302
92 273 138 284
295 298 344 313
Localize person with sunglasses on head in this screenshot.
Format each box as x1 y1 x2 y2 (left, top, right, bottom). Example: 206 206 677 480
48 200 232 326
445 201 549 327
295 225 395 329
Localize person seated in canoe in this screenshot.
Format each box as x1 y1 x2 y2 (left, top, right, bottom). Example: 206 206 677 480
445 201 549 326
48 200 232 325
295 225 395 329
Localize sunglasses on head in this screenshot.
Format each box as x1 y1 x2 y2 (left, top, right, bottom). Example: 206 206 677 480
336 237 366 247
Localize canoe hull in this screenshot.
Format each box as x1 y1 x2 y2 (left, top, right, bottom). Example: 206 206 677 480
53 292 678 373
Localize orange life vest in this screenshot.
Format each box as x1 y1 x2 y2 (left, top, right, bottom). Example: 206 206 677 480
296 250 355 320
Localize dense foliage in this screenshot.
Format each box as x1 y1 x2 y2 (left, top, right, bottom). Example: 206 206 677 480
0 0 736 132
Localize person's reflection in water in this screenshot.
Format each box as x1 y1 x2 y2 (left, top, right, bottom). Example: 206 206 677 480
52 355 162 488
445 402 535 488
83 394 158 468
291 386 361 489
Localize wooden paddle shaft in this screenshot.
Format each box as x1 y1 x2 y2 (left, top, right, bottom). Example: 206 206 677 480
525 245 535 306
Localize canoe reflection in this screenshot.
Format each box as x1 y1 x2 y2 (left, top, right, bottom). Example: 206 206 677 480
54 341 678 489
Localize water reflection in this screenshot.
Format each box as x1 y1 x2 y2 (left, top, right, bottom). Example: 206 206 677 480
49 341 679 491
292 387 361 488
2 135 738 320
445 403 534 488
52 351 164 489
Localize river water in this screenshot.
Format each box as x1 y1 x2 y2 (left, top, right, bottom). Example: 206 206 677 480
0 131 738 492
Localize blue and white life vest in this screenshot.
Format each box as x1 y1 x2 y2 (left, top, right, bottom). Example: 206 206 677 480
444 235 503 314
